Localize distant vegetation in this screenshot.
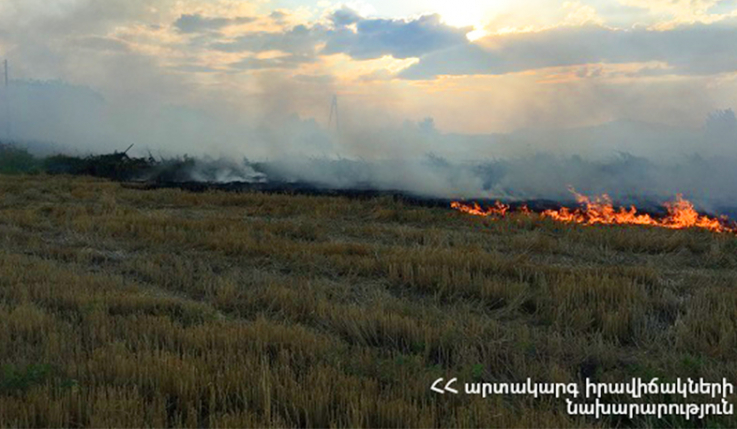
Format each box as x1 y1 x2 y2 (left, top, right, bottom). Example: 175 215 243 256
0 175 736 427
0 142 200 181
0 144 41 174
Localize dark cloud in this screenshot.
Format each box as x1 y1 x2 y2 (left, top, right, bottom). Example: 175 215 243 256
323 13 472 60
330 6 362 27
174 8 737 78
210 9 471 64
211 24 324 56
269 10 289 25
174 13 256 33
401 20 737 79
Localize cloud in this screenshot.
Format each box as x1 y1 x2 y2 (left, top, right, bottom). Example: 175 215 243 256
211 24 325 56
169 64 220 73
293 74 335 84
401 20 737 79
210 8 472 65
0 0 173 36
358 69 395 82
3 0 737 146
707 0 737 15
174 13 256 33
562 1 605 26
269 10 289 25
330 6 362 27
323 13 472 60
230 54 315 70
619 0 721 19
73 36 130 52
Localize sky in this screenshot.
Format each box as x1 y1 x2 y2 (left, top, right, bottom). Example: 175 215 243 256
1 0 737 138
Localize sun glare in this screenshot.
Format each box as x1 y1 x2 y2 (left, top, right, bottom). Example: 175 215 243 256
431 0 499 40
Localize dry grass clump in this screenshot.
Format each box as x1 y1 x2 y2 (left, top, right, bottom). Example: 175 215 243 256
1 175 736 427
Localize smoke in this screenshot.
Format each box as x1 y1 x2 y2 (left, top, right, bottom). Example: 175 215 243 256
2 2 737 213
185 158 266 184
3 78 737 213
1 0 737 214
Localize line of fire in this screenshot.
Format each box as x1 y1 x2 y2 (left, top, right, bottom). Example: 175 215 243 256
452 188 737 234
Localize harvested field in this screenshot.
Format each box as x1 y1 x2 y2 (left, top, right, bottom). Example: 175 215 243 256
1 175 736 427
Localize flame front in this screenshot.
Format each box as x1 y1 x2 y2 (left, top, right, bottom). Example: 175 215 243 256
452 189 736 234
451 201 510 217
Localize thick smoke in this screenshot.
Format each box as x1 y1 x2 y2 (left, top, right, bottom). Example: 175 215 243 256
2 80 737 213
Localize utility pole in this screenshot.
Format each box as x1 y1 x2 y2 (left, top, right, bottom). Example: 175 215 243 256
3 59 10 141
328 95 340 135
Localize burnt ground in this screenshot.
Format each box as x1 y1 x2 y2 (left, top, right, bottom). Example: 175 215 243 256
122 180 737 220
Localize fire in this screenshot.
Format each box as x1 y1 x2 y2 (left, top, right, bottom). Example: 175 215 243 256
451 201 510 217
452 189 737 234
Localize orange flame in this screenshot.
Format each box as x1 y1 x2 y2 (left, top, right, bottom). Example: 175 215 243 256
452 189 736 234
451 201 510 217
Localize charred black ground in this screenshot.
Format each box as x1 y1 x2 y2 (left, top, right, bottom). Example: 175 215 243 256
4 142 737 220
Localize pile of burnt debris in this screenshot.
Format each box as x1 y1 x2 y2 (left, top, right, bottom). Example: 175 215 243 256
43 145 199 183
35 145 432 204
